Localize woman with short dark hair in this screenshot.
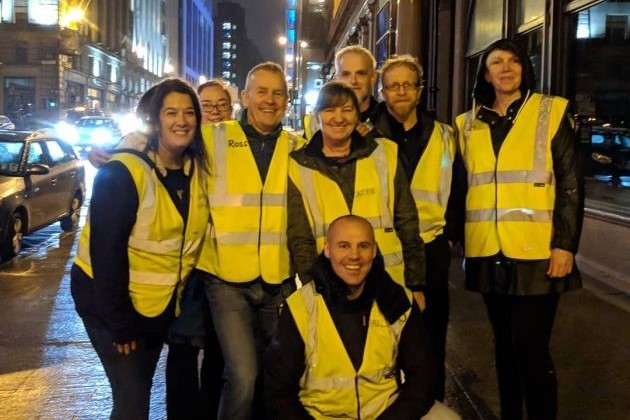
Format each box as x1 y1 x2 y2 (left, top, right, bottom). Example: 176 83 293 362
287 80 426 308
455 38 584 420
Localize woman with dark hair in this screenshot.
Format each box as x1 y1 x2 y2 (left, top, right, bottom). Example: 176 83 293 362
287 80 427 309
71 77 210 419
455 39 584 420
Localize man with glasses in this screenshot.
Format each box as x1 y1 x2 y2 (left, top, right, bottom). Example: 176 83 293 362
371 55 465 401
304 45 379 139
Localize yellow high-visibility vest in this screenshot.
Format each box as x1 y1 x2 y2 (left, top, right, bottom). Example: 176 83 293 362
455 93 568 259
288 281 412 419
303 114 320 141
75 151 209 317
288 138 405 284
409 122 456 243
196 121 305 284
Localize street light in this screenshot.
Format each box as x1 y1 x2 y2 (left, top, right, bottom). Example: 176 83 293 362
60 7 84 29
278 36 288 46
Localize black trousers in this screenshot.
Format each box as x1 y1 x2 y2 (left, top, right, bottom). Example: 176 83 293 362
166 324 224 420
483 293 560 420
423 235 452 401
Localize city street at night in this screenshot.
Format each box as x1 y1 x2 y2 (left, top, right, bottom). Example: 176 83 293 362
0 166 629 419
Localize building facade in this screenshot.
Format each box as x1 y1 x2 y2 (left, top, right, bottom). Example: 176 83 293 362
180 0 214 85
213 0 262 92
0 0 215 129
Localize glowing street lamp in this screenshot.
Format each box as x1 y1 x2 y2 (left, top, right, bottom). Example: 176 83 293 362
278 36 288 46
60 7 84 29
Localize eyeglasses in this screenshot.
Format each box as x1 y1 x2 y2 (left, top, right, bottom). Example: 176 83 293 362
383 82 420 92
202 102 231 112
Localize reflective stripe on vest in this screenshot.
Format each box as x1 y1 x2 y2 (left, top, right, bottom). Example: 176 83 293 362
197 121 302 282
410 122 454 242
293 139 403 277
457 94 565 259
290 282 410 419
74 152 209 317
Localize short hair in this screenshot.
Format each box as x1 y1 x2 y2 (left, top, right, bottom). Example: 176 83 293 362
198 78 232 103
327 214 375 243
334 45 376 73
473 38 537 107
314 81 360 116
244 61 287 94
380 54 424 87
145 77 206 170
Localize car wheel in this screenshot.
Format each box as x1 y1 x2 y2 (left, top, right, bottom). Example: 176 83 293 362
60 193 82 232
0 212 24 262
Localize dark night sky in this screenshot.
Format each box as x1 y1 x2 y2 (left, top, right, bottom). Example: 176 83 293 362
226 0 285 65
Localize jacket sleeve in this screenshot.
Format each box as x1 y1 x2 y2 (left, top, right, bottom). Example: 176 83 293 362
393 161 426 290
263 307 314 420
443 151 467 243
550 115 585 253
378 304 440 419
90 161 139 344
287 177 319 283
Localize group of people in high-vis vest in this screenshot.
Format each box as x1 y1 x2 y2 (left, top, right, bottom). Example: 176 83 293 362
70 36 583 420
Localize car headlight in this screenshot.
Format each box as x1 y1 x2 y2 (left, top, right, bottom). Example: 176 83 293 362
91 128 114 145
57 122 79 144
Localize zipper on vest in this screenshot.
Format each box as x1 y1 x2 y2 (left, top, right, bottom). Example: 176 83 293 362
355 375 361 420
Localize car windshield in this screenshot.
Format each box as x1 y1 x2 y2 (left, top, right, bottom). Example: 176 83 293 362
0 141 23 174
77 118 115 129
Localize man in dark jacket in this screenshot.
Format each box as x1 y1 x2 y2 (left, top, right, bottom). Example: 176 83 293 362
370 54 466 401
264 215 460 419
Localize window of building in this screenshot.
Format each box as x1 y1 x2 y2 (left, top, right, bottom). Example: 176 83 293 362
14 0 27 23
223 42 231 50
375 2 392 66
222 52 231 59
15 44 28 63
566 0 630 187
516 0 544 27
517 28 543 92
222 71 231 79
222 22 231 30
90 57 100 77
4 77 35 119
467 0 504 55
1 0 14 22
28 0 58 25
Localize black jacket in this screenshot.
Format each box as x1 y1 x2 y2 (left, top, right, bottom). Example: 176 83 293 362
287 130 426 291
263 253 440 419
371 102 466 243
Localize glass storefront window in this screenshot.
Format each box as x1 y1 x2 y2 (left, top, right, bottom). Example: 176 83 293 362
516 0 544 26
468 0 504 55
517 28 543 92
566 0 630 187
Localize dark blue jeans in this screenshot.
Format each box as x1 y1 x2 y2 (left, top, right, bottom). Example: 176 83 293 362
203 272 290 420
83 321 164 420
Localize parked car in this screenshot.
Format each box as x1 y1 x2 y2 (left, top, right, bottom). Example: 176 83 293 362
0 129 85 262
0 115 15 130
61 116 121 152
590 125 630 186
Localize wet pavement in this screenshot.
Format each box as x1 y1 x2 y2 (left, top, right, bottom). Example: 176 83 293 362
0 175 628 419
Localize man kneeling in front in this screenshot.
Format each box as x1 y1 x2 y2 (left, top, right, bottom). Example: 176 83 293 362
264 215 460 419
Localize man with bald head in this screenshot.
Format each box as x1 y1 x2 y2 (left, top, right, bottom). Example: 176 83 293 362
264 215 460 419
